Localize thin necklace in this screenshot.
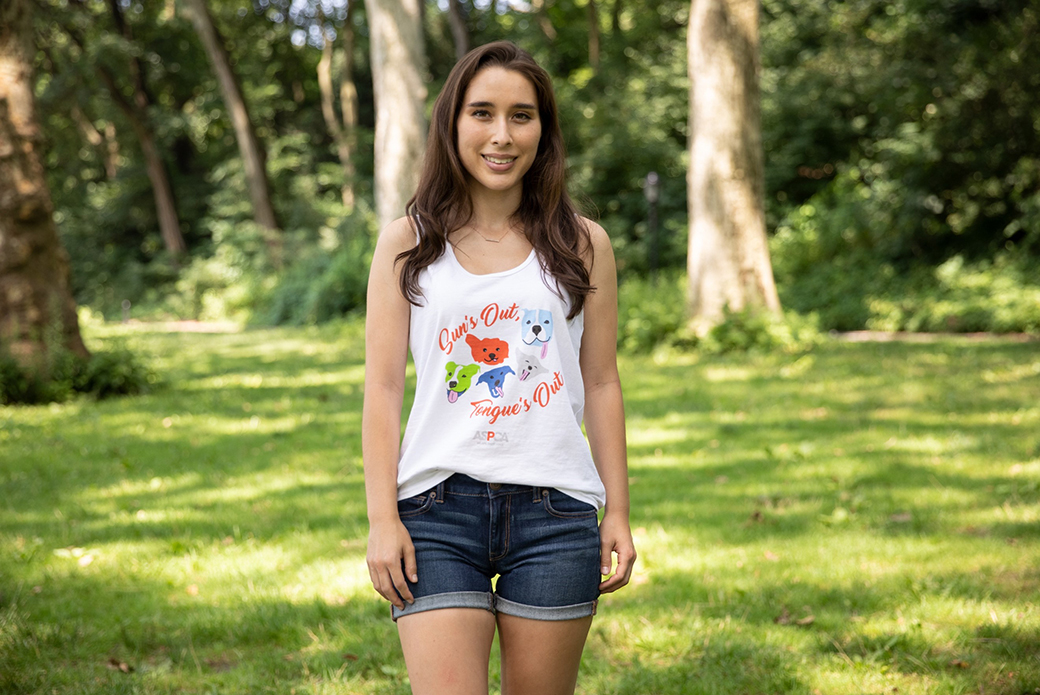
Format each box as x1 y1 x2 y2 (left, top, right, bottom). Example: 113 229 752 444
473 227 510 243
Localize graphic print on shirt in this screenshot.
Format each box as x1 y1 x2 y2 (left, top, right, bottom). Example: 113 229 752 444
465 333 509 366
520 308 554 359
434 301 565 425
477 365 516 398
516 350 547 382
444 361 480 403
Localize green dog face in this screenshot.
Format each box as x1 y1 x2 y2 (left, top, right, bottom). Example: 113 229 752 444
445 362 480 403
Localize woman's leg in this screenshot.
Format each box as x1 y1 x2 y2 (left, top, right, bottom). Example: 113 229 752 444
497 614 594 695
397 608 498 695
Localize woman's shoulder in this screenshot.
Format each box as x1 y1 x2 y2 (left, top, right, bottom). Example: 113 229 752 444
575 216 613 265
376 216 420 254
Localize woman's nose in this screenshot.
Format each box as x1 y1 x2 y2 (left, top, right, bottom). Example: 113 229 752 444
491 118 513 146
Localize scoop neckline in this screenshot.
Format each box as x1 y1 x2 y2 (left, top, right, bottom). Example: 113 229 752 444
447 244 537 278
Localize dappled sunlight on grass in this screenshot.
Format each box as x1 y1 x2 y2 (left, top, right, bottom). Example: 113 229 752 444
2 323 1039 693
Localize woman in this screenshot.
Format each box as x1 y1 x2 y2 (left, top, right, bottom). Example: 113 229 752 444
362 41 635 695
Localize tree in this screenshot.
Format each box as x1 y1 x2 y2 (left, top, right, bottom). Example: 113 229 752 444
0 0 88 361
317 1 360 209
687 0 779 329
185 0 280 233
365 0 427 231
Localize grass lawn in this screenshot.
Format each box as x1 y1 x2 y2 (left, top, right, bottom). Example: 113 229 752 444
2 320 1038 694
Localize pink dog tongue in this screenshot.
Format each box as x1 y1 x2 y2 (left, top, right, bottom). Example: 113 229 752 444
447 390 458 403
541 342 548 359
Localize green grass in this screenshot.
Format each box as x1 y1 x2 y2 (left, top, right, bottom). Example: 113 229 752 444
2 320 1039 694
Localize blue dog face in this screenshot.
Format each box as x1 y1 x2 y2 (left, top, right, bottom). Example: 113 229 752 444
521 308 553 346
477 366 515 399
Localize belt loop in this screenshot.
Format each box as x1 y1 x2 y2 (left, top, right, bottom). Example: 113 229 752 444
532 486 541 503
435 479 445 502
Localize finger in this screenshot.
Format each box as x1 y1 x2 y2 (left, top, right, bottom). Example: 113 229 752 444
403 542 419 585
599 549 636 593
600 542 615 578
389 562 415 605
378 571 406 609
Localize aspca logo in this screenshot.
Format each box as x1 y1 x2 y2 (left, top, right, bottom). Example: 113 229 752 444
472 430 509 444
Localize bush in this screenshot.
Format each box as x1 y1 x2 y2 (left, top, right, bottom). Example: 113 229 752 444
0 344 158 406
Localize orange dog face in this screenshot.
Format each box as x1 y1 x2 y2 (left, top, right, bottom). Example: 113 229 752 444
465 334 509 366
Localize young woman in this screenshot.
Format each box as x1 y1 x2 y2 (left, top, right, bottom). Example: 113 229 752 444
362 41 636 695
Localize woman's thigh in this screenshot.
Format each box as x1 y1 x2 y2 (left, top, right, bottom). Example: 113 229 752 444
497 613 594 695
397 608 497 695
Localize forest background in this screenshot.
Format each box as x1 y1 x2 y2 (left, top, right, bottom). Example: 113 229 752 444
31 0 1040 342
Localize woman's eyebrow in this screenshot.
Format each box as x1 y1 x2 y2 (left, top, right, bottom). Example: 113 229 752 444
466 100 537 110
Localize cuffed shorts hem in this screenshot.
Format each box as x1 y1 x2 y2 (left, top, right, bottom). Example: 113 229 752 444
391 591 598 622
392 591 494 622
494 595 598 621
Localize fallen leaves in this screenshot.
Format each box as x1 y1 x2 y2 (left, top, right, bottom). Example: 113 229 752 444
774 606 816 626
106 658 134 673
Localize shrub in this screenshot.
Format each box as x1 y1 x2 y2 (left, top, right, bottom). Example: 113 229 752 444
0 344 158 406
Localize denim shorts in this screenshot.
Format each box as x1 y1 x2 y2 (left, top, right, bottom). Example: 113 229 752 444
391 474 601 622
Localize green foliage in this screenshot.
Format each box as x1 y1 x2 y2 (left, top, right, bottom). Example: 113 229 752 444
0 344 157 406
701 307 825 355
617 272 693 353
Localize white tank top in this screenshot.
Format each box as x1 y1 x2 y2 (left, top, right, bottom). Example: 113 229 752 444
396 241 606 509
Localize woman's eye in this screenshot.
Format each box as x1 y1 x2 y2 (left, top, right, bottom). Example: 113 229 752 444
514 112 533 121
472 109 491 118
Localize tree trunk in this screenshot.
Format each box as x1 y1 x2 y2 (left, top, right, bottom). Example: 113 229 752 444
447 0 469 61
339 1 359 210
365 0 427 231
686 0 780 331
95 0 187 256
0 0 88 361
185 0 279 232
318 2 357 210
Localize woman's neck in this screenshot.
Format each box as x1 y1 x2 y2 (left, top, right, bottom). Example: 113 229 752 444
466 183 523 233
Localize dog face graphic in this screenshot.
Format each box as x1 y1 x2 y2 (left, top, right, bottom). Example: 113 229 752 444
445 362 480 403
477 366 515 398
465 334 509 366
521 309 553 345
516 351 547 382
520 309 553 358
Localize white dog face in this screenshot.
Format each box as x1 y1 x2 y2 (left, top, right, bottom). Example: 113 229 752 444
516 351 548 382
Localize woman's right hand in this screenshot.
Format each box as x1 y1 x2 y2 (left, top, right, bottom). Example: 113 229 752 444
366 517 418 610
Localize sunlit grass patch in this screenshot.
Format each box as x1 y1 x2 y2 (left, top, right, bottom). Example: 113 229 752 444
2 322 1038 693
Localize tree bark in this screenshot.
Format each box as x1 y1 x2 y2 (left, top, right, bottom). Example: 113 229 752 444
0 0 89 361
90 0 186 256
365 0 427 231
185 0 279 232
318 3 357 209
447 0 469 61
687 0 780 331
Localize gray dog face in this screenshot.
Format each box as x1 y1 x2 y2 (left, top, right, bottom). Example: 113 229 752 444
516 351 547 382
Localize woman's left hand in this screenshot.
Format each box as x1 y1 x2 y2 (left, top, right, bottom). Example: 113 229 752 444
598 511 636 593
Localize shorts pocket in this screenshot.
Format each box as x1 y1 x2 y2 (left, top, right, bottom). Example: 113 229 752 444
542 489 598 519
397 490 437 518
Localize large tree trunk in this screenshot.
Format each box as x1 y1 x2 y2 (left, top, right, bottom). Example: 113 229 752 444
0 0 88 361
365 0 427 231
686 0 779 331
184 0 279 232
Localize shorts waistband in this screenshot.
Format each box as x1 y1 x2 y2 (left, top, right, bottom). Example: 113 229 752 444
439 473 543 501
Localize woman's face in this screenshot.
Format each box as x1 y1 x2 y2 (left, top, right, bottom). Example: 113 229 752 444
456 66 542 198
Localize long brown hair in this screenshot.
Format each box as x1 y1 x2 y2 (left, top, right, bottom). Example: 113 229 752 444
397 41 593 320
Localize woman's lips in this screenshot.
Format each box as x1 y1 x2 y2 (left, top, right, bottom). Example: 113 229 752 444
482 154 517 172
